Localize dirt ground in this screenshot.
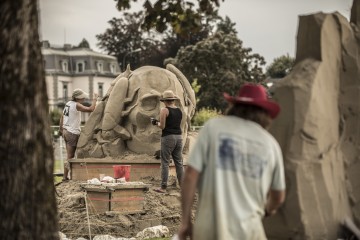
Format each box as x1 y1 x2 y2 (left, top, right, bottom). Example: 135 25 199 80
56 162 193 239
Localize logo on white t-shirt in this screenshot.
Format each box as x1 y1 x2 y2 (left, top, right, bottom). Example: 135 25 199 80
217 133 267 179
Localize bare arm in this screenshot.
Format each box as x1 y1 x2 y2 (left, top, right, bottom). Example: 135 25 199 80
178 166 200 240
265 189 285 216
158 107 168 129
76 93 98 112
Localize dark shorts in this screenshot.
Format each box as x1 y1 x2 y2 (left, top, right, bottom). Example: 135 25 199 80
63 129 80 147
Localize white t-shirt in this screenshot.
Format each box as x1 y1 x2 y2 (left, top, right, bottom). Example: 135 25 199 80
188 116 285 240
62 101 81 135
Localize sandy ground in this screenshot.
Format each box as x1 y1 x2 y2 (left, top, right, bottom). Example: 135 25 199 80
55 132 199 239
56 173 193 239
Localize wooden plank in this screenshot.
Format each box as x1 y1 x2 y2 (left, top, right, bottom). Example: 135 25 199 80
69 158 163 164
84 186 147 214
71 160 180 181
111 188 145 213
86 192 110 214
81 187 111 193
71 163 114 180
81 183 150 191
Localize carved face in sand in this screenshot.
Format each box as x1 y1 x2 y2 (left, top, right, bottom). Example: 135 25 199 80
124 66 189 154
76 64 196 158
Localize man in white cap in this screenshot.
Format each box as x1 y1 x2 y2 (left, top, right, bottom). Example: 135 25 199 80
59 89 97 181
177 83 286 240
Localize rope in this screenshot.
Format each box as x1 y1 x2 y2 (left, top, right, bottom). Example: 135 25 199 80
84 191 92 240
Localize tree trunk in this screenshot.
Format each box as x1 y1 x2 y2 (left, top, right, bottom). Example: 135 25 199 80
0 0 59 239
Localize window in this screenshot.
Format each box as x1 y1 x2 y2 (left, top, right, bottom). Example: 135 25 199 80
97 61 103 72
61 60 68 72
63 83 68 101
110 63 116 73
76 61 85 73
98 83 104 98
77 62 83 72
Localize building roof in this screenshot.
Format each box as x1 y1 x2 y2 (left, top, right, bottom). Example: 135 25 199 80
42 47 117 60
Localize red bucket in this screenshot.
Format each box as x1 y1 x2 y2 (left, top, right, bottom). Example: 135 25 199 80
113 165 131 181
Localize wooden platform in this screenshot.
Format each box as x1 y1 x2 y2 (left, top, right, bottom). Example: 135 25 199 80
70 158 181 181
81 183 150 214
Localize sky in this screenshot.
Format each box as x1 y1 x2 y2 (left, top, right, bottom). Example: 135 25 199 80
39 0 353 65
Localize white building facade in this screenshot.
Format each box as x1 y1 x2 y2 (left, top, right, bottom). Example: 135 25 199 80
42 41 120 122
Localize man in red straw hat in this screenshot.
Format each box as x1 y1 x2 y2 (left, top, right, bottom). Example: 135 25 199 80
177 83 286 240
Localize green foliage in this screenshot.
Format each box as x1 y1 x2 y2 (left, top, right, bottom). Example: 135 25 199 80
54 176 62 184
50 108 62 125
172 31 265 110
192 107 221 126
96 12 158 70
96 11 201 70
115 0 224 37
216 16 237 34
191 78 201 103
266 54 295 78
97 10 230 70
49 110 62 139
54 159 63 174
77 38 90 48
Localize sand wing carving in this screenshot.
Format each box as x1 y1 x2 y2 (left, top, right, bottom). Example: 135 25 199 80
264 1 360 239
76 64 196 158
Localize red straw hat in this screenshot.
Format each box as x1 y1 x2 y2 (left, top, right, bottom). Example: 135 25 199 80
223 83 280 119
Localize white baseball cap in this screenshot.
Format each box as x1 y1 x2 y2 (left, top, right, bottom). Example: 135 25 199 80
72 89 88 99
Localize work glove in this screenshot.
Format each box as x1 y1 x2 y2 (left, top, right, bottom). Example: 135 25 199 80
151 118 159 125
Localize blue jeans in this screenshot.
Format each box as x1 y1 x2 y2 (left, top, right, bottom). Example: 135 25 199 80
160 135 183 189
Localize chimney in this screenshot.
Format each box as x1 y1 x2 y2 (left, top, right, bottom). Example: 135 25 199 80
64 44 72 50
42 40 50 48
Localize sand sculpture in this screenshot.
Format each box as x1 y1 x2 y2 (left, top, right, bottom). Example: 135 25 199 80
264 0 360 239
76 64 196 158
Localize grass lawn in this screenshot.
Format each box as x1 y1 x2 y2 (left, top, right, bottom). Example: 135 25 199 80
54 159 63 183
54 159 63 173
54 176 62 183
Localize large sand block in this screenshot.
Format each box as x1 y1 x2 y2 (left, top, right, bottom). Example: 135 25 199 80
264 1 360 239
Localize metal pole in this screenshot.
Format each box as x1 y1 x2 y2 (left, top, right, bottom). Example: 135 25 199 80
122 48 142 71
122 52 130 71
59 135 64 173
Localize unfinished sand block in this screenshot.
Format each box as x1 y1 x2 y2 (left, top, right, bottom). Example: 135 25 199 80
81 183 150 214
264 1 360 239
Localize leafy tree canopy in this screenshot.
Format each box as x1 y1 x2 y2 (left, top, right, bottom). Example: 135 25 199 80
115 0 224 37
216 16 237 34
171 31 266 110
266 54 295 78
96 11 163 70
97 10 233 70
78 38 90 48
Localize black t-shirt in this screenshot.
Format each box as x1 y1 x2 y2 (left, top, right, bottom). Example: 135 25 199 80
162 107 182 137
